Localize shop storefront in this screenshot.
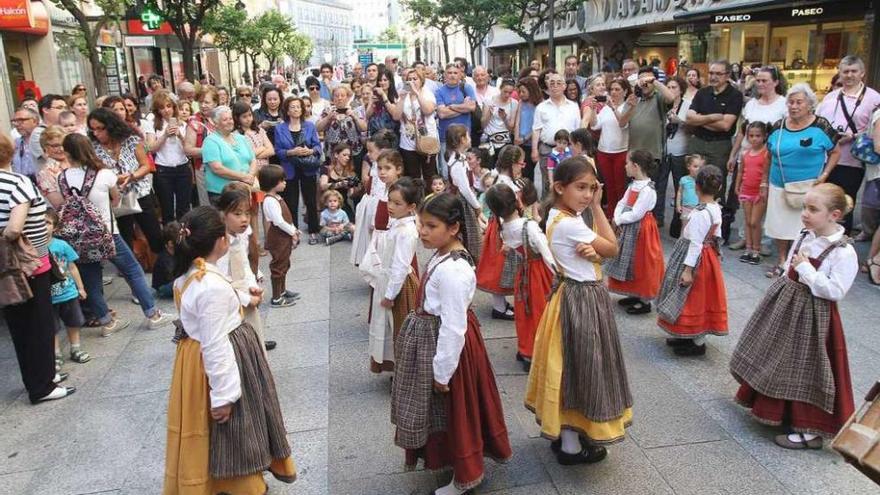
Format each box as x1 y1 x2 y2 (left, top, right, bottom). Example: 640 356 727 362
676 0 875 97
1 0 57 107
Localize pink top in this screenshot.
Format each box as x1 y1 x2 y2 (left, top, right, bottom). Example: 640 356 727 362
816 85 880 167
740 147 769 196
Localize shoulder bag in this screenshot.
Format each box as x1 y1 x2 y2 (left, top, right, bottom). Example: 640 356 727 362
290 128 322 175
775 118 815 209
409 96 440 156
837 87 880 165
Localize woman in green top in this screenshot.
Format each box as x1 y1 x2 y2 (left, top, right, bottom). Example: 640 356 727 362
201 105 258 205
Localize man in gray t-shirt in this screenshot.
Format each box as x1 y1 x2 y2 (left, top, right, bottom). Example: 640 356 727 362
629 67 674 224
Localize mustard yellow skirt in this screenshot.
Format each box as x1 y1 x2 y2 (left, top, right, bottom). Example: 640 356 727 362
524 286 633 443
163 337 296 495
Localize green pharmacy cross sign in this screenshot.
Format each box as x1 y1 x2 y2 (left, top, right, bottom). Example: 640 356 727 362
140 5 163 30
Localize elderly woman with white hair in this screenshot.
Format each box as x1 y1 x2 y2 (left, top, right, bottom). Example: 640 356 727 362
764 83 841 277
201 105 259 205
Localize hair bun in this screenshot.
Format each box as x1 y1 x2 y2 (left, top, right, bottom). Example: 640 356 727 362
844 194 854 215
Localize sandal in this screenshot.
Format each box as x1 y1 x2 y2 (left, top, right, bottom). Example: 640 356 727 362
868 256 880 286
765 265 784 278
69 349 91 364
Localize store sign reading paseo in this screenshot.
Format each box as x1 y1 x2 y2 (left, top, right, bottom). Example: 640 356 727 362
602 0 722 21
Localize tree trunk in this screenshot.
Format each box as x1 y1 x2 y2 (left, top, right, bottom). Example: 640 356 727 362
441 31 451 65
225 49 235 88
181 36 196 82
526 37 535 64
88 45 109 97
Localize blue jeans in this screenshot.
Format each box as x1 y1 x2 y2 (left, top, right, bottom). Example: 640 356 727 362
78 234 158 323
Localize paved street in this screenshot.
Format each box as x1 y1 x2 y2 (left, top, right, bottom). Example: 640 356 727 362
0 225 878 495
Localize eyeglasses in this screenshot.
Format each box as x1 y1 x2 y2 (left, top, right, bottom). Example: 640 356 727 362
548 80 565 86
10 118 32 123
46 143 63 149
238 93 252 97
708 71 729 76
308 86 319 91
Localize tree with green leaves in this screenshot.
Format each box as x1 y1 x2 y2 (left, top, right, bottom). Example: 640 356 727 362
49 0 132 97
498 0 581 63
448 0 499 67
401 0 459 65
376 25 401 44
203 4 248 87
156 0 223 81
282 32 313 72
255 11 299 73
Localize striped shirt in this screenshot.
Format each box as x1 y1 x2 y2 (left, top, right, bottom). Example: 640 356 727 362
0 170 49 256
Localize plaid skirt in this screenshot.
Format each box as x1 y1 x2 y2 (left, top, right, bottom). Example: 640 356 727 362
210 323 292 478
604 221 641 282
730 276 840 414
655 237 702 324
607 213 665 300
391 312 446 449
559 279 634 421
460 192 483 261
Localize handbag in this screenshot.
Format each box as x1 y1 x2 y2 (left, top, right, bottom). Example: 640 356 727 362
776 118 815 209
851 132 880 165
407 99 440 156
290 129 322 174
113 190 143 217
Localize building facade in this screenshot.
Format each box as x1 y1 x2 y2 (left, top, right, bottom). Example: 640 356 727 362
488 0 878 93
281 0 353 66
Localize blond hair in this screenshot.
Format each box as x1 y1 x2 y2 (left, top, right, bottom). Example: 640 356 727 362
322 189 343 207
812 183 853 215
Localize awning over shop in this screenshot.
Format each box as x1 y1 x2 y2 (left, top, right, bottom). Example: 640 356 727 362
673 0 865 21
0 0 50 36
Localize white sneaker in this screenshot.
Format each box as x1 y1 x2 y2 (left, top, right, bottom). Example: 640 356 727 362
101 318 130 337
148 311 172 329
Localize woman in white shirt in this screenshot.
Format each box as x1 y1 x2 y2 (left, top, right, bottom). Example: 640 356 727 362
396 69 438 180
584 76 636 218
481 79 518 160
146 91 191 223
390 194 511 495
165 206 296 493
663 76 693 236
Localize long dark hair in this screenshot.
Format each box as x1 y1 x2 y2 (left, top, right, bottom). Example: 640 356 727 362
539 156 598 230
87 107 133 143
565 79 582 103
420 193 470 257
173 206 227 277
377 68 399 103
259 86 283 115
62 133 105 171
485 183 520 219
232 101 258 133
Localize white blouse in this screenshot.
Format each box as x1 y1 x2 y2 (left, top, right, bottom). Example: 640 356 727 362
174 264 242 408
145 120 188 166
424 253 476 385
494 173 520 193
501 217 555 272
383 215 419 300
449 158 481 209
682 202 722 267
613 179 656 225
546 208 600 282
786 226 858 302
263 195 297 236
369 159 387 199
215 226 261 304
591 103 629 153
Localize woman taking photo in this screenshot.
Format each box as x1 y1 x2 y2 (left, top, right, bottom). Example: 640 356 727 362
514 77 543 182
317 86 367 168
580 75 607 122
146 90 191 223
254 85 284 165
396 68 438 180
482 78 518 162
184 85 219 207
201 106 259 205
366 68 400 136
0 134 72 403
764 83 841 277
304 76 329 124
585 76 636 217
275 97 323 244
663 76 693 236
89 108 163 255
320 143 360 221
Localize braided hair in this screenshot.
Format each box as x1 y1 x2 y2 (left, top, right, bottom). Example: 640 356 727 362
420 193 472 261
173 206 227 277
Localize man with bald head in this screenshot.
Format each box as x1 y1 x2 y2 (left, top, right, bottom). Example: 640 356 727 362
352 63 363 81
271 74 292 99
472 66 499 105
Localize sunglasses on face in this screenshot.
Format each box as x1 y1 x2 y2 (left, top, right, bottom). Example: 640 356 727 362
238 93 251 97
308 86 319 90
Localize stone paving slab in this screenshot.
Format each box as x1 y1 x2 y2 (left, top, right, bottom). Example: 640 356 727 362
1 213 878 494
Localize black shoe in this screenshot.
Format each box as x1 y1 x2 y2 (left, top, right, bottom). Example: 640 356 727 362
325 233 346 246
738 252 753 263
264 340 277 351
617 296 640 307
556 445 608 465
491 308 515 320
271 296 297 308
656 219 665 229
516 352 532 372
674 341 707 356
665 338 689 347
747 253 762 266
550 435 591 454
625 301 651 315
53 372 69 384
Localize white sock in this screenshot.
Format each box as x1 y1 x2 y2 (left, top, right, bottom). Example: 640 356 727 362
789 433 818 442
693 336 706 346
493 295 509 313
561 430 581 454
434 478 468 495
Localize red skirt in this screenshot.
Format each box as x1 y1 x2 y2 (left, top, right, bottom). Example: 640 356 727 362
608 213 665 300
658 246 728 337
514 256 554 358
405 311 512 489
734 303 855 437
476 219 513 295
375 200 389 230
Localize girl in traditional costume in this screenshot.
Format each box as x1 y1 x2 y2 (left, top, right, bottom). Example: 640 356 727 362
445 124 484 260
391 193 512 495
485 183 555 372
655 165 728 356
164 206 295 495
525 156 633 465
730 183 857 449
351 130 396 266
606 150 666 315
476 145 524 321
369 177 422 373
